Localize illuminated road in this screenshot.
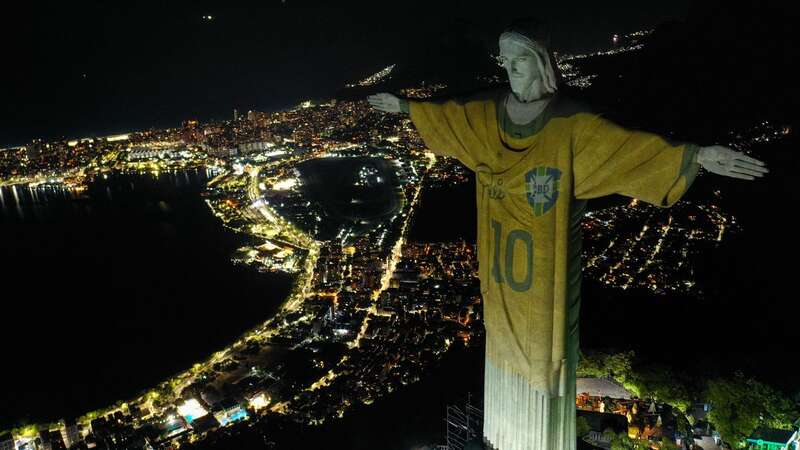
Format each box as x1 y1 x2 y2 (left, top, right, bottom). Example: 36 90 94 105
303 152 436 395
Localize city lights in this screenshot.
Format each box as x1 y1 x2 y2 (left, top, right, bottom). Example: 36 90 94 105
0 29 785 450
177 399 209 423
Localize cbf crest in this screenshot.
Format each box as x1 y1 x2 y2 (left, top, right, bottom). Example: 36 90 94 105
525 167 561 216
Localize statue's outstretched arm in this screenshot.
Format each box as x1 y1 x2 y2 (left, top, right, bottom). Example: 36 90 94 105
573 114 702 207
696 145 768 180
366 92 486 171
573 113 769 207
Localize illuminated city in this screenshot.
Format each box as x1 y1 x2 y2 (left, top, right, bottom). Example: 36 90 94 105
1 4 797 450
0 67 792 447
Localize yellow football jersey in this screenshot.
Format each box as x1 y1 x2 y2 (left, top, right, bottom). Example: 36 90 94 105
408 88 699 450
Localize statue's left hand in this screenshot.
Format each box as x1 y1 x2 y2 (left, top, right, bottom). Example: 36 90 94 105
697 145 769 180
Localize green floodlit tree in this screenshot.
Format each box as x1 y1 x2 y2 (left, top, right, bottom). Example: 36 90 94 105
628 364 692 412
577 350 692 408
576 350 635 381
77 402 129 425
609 432 650 450
603 429 618 445
576 416 592 438
674 411 693 441
10 424 38 438
578 350 800 448
706 372 799 448
659 436 681 450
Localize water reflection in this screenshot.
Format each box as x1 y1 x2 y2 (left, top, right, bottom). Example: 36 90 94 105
11 185 23 218
0 167 221 223
0 187 6 215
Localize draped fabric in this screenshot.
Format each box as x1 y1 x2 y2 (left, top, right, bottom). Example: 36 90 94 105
408 88 699 450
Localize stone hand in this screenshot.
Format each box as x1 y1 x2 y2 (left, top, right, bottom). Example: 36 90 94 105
697 145 769 180
367 93 402 113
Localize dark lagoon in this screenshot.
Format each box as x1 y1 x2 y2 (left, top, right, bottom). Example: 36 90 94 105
0 169 293 429
296 157 404 240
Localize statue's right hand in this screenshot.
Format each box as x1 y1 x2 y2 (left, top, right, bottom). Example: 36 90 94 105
367 93 402 113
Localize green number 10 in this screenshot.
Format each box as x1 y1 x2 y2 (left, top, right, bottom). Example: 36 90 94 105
491 219 533 292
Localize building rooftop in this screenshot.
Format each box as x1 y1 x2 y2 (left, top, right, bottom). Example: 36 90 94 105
577 377 634 400
747 427 795 445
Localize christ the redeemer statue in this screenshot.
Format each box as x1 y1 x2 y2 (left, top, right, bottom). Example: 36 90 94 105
368 17 767 450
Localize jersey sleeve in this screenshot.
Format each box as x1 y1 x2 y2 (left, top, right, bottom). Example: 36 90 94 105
571 113 701 207
407 95 490 171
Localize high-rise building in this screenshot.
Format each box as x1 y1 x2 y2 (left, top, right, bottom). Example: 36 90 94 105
60 419 81 448
247 110 271 128
26 139 44 160
38 430 67 450
233 109 239 121
238 141 273 154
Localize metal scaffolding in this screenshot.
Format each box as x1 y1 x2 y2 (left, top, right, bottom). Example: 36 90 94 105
443 393 483 450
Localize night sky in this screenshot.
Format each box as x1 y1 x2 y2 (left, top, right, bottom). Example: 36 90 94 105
1 1 702 148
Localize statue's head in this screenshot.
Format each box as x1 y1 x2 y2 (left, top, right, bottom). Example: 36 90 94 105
498 18 558 102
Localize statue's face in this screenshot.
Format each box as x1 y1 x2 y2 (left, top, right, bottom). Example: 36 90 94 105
498 37 544 101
